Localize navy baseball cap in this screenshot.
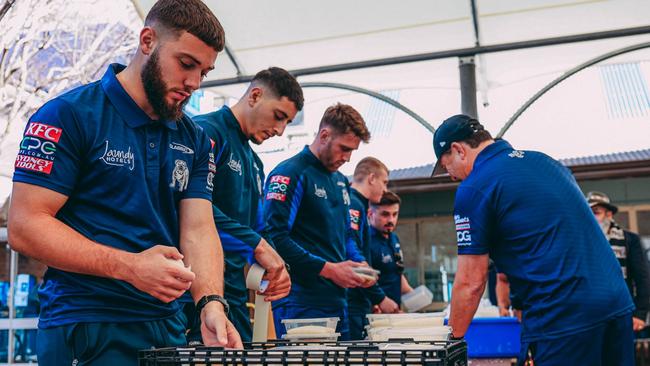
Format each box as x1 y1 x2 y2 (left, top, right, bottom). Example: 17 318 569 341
431 114 484 176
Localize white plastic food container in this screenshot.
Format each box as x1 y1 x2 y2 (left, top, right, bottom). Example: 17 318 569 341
366 312 445 328
281 317 339 336
366 326 450 342
401 285 434 312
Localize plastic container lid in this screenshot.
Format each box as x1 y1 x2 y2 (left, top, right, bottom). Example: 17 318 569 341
281 317 339 334
401 285 434 312
366 312 445 328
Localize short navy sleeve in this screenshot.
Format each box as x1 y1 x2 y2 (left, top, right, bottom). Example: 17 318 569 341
453 185 493 255
13 98 84 196
180 127 213 200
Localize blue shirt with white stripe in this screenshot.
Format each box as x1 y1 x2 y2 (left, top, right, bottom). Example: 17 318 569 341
262 146 364 307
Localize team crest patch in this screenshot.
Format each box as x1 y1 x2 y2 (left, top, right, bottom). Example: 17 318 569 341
170 159 189 192
454 214 472 246
266 175 291 201
349 209 361 230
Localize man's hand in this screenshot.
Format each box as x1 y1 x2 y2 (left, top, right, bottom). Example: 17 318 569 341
320 261 365 288
378 296 400 313
253 239 291 301
633 316 646 332
123 245 194 303
200 301 243 348
498 306 511 317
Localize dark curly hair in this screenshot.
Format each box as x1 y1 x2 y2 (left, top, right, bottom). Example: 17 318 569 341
319 103 370 143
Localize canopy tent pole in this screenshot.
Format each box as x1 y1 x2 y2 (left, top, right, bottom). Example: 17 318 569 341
497 41 650 138
201 25 650 88
299 81 435 134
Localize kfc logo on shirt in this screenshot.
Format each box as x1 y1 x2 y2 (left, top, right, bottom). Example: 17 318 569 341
25 123 62 143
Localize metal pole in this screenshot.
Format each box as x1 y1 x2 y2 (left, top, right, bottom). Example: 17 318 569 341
497 41 650 138
459 56 478 118
201 25 650 88
7 249 18 365
299 81 435 133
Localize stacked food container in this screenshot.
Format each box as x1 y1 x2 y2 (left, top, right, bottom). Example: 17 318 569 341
365 312 449 342
281 317 340 342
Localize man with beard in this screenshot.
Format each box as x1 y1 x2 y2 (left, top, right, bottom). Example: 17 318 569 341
587 191 650 334
435 114 634 365
187 67 301 342
347 157 395 340
368 191 414 308
8 1 241 364
263 103 377 340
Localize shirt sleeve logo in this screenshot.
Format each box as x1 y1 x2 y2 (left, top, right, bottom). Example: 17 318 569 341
349 209 360 230
15 122 62 175
26 122 62 142
266 175 291 201
454 214 472 246
14 155 54 174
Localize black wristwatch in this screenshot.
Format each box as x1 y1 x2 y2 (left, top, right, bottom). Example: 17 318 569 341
196 295 229 316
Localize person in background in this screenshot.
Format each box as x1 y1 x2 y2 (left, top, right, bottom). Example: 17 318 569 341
368 191 414 310
435 114 634 366
188 67 300 343
348 157 394 339
8 1 241 364
263 103 376 340
587 191 650 333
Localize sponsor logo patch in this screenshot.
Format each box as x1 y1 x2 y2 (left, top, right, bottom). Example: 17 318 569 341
314 184 327 199
349 209 360 230
227 153 242 176
266 175 291 201
15 155 54 174
100 141 135 170
169 142 194 154
454 214 472 246
26 122 62 143
508 150 525 159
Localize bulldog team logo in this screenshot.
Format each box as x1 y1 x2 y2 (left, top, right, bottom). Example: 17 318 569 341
170 159 189 192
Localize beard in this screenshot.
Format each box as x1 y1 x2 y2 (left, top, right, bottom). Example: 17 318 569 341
141 49 189 121
599 218 612 237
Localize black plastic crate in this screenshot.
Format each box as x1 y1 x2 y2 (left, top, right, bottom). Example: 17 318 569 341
138 339 467 365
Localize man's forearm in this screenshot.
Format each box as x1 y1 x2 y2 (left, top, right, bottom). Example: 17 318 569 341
448 280 485 337
183 223 224 302
9 211 133 280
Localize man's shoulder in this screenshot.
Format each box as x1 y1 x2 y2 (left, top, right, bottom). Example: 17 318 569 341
44 80 104 114
193 110 230 137
271 152 308 175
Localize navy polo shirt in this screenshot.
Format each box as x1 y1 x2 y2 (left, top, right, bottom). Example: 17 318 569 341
13 64 214 328
193 106 266 306
369 228 403 305
453 140 634 342
348 188 386 310
262 146 364 308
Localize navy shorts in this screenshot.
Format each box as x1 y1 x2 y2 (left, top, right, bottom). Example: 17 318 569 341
273 302 350 341
518 312 634 366
37 310 187 366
